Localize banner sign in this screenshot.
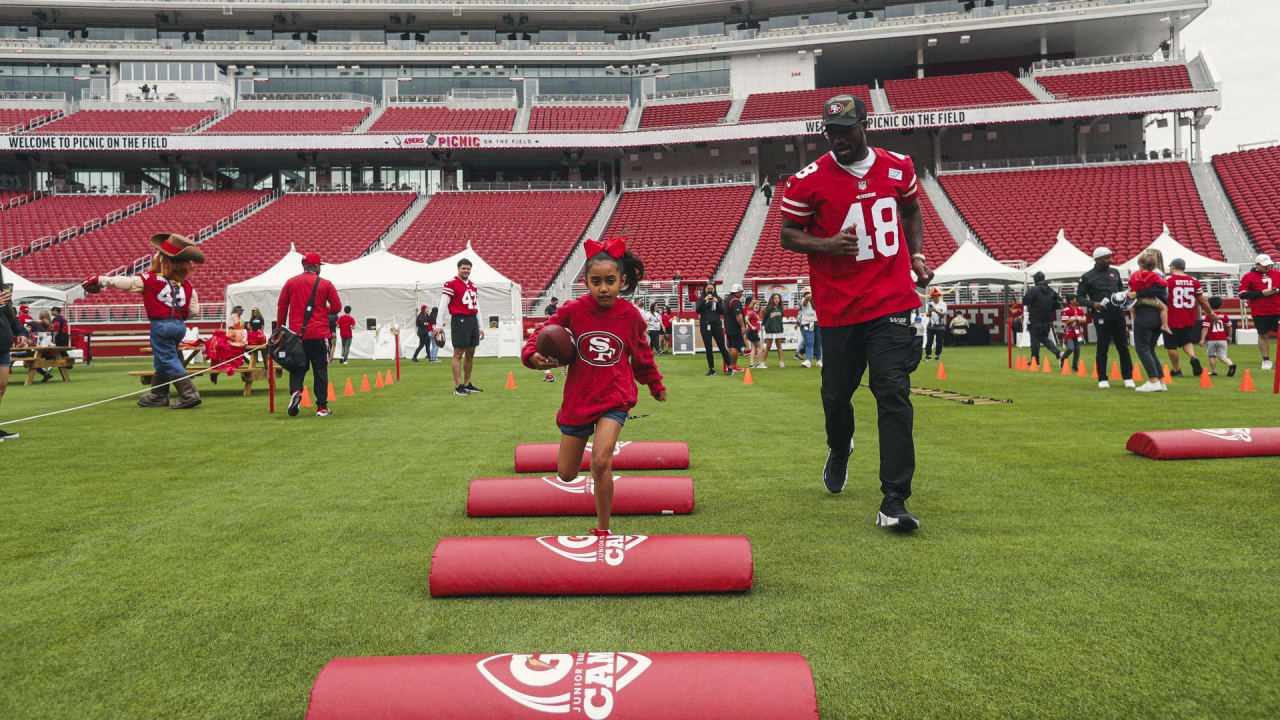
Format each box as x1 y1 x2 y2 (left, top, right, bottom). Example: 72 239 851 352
0 90 1218 153
671 321 696 355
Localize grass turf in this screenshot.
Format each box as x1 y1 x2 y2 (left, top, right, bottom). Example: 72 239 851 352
0 347 1277 719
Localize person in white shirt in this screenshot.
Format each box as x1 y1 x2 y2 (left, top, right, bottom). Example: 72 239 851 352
924 288 948 360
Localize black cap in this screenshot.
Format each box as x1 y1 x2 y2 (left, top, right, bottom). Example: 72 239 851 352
822 95 868 128
1170 258 1185 270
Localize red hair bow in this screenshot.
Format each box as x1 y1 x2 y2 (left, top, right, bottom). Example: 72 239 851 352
585 236 626 258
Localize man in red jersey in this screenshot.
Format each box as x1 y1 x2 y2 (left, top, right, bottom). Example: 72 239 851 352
434 257 486 395
1162 258 1214 377
1238 254 1280 370
779 94 932 531
278 252 343 417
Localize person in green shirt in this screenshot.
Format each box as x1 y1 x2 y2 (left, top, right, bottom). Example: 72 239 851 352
761 292 787 368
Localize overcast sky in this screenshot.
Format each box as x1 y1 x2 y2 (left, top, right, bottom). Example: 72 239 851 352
1150 0 1280 157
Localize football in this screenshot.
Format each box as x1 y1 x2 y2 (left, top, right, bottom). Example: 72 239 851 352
535 324 576 365
434 332 447 348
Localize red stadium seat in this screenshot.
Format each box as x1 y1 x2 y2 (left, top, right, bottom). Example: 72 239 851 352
393 190 604 294
639 100 732 129
603 186 754 281
939 162 1222 263
739 85 874 123
885 72 1036 110
528 105 627 132
1036 65 1193 100
1214 145 1280 258
3 194 148 269
202 108 370 134
0 108 62 132
367 107 515 134
27 109 217 134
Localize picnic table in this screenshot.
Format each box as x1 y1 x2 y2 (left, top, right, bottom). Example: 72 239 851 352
19 346 75 385
129 344 281 397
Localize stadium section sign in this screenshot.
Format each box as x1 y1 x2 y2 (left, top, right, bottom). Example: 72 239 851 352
0 90 1218 153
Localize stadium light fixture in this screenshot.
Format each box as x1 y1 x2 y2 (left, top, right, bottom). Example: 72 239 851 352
960 35 971 44
336 65 346 70
927 38 938 47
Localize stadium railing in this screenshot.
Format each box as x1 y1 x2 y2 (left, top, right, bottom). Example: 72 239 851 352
1029 50 1185 73
448 181 606 192
621 173 754 190
532 94 630 105
643 87 732 102
938 150 1188 174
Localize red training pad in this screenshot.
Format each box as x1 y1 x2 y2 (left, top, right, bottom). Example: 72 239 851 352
1126 427 1280 460
307 652 818 720
467 475 694 517
514 441 689 472
429 535 752 596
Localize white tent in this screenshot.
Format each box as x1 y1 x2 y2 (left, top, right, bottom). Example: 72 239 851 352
1118 224 1239 275
930 241 1026 285
0 261 74 305
1025 230 1096 281
224 245 523 358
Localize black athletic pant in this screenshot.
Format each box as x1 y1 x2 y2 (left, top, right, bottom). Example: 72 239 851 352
648 329 662 353
700 322 731 370
1029 322 1061 363
413 332 431 360
1132 305 1163 380
289 338 330 409
1094 311 1134 381
820 310 920 501
924 326 945 357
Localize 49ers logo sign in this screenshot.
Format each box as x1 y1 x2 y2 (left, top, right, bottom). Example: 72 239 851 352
1191 428 1253 442
576 331 624 367
536 534 646 566
541 475 630 495
476 652 651 718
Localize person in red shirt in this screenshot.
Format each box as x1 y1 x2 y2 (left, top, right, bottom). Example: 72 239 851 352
83 233 206 409
433 258 485 395
1162 258 1214 377
15 305 32 328
778 94 933 531
1199 296 1236 376
524 237 666 537
660 304 676 354
1237 253 1280 370
1009 302 1025 337
1060 294 1088 371
336 305 356 365
277 252 343 417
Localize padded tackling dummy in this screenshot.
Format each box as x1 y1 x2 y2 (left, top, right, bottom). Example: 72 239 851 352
1126 427 1280 460
467 475 694 517
514 441 689 472
429 535 751 596
306 652 818 720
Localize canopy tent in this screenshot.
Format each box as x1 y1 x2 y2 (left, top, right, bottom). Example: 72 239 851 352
1117 224 1239 275
224 245 523 358
1025 230 1096 281
929 241 1026 285
0 261 74 305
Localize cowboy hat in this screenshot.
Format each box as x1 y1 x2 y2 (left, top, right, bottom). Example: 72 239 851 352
149 233 206 264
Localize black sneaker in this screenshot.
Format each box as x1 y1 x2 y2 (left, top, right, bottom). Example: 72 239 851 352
465 383 483 393
454 385 470 396
705 369 716 376
1190 358 1202 376
1170 369 1184 378
822 442 852 493
0 428 18 442
288 390 302 417
876 497 919 531
1227 364 1238 377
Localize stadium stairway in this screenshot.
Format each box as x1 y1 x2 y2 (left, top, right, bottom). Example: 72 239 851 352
723 97 747 124
353 106 387 134
1188 162 1254 263
377 194 431 252
622 103 644 131
715 186 769 284
870 87 891 112
512 105 532 133
1017 76 1057 103
918 172 979 252
542 188 621 305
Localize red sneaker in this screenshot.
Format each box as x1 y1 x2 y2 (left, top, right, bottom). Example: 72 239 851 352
730 365 745 372
589 528 612 537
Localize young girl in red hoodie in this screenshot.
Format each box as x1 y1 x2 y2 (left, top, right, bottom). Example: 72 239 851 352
523 237 666 537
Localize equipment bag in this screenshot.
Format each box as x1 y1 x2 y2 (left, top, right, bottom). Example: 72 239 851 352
268 276 321 373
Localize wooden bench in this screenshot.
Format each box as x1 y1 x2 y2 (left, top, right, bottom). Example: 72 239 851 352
20 346 75 385
128 344 280 397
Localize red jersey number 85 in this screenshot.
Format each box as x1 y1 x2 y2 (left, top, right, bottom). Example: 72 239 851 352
841 198 900 261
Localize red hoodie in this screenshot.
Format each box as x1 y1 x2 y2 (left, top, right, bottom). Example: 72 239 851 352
522 295 665 427
277 271 343 340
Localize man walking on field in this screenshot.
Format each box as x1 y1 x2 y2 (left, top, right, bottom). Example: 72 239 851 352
779 94 933 531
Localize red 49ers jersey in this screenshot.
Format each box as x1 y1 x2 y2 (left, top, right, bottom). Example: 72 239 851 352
1165 273 1203 329
1202 314 1229 341
443 276 479 316
1239 269 1280 315
780 148 921 326
139 271 193 320
1062 306 1087 340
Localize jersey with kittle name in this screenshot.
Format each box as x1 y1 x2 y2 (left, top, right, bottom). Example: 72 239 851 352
780 148 920 326
442 276 479 316
1165 273 1203 328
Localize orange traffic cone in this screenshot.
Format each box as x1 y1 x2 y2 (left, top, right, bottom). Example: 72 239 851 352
375 371 385 388
327 381 337 402
1061 359 1073 375
1109 362 1122 381
343 377 355 396
300 386 313 408
1240 369 1256 392
1077 360 1088 377
1030 357 1039 372
1042 356 1053 373
1161 364 1173 383
1131 365 1143 383
743 368 754 385
936 362 947 381
1199 371 1213 388
385 369 394 386
1090 362 1099 379
506 371 517 389
360 374 371 391
1015 356 1024 370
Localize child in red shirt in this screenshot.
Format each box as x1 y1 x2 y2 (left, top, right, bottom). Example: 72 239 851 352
1199 295 1236 376
523 238 667 536
1128 263 1171 334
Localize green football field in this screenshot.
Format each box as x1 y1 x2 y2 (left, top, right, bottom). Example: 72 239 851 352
1 346 1276 719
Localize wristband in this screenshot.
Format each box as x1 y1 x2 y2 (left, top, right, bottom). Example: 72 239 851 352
910 253 926 262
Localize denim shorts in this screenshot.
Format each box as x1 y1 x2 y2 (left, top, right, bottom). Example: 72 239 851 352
559 409 628 437
0 347 10 368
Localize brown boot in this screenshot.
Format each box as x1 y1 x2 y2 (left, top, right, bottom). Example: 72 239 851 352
170 377 202 409
137 374 170 407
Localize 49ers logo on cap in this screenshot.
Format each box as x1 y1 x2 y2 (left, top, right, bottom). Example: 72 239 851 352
827 102 845 115
576 331 624 367
476 652 651 718
536 534 647 566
